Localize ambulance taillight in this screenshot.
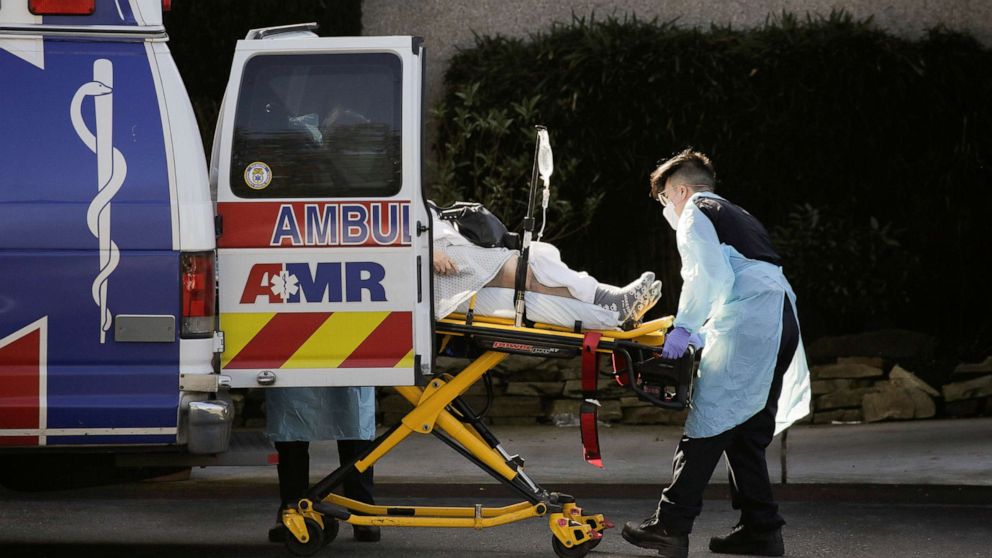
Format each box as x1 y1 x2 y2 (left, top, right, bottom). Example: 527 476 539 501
181 252 216 338
28 0 95 15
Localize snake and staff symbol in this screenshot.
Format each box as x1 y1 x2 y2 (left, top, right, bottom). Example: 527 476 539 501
70 59 127 344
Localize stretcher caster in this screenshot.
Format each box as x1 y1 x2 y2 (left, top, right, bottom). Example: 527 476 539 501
549 511 602 558
551 534 598 558
563 503 612 550
321 517 339 546
284 517 324 557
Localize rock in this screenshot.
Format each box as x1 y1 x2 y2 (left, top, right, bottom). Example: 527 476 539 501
812 363 884 380
888 365 939 397
435 356 471 371
811 379 873 395
597 400 623 422
812 409 863 424
811 379 854 395
943 398 984 417
837 356 886 369
380 412 405 426
562 379 627 399
547 399 581 426
621 406 688 425
806 330 936 363
815 388 872 411
487 396 543 417
619 396 652 408
906 388 936 419
941 375 992 402
953 356 992 376
379 394 410 413
229 393 246 419
862 388 915 422
489 417 539 426
504 382 564 397
667 408 689 425
464 380 505 397
547 399 622 425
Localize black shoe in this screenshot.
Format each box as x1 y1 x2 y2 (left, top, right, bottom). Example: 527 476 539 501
621 515 689 558
353 524 381 542
268 523 287 543
709 524 784 556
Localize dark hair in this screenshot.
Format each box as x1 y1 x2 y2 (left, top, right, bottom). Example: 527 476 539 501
649 148 716 199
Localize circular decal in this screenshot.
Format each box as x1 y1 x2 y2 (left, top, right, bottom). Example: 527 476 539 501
244 161 272 190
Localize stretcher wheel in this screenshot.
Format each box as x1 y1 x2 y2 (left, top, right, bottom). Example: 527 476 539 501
551 535 593 558
284 518 324 557
584 519 603 550
322 517 339 546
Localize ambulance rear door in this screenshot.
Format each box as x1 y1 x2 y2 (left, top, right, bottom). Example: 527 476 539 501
214 31 432 388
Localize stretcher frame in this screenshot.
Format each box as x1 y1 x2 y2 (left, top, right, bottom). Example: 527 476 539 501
279 314 679 558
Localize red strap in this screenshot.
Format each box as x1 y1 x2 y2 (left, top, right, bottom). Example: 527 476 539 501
580 332 604 468
611 351 630 387
580 401 603 468
581 332 602 395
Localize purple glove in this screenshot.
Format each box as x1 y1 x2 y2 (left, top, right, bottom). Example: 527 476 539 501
688 332 703 349
661 326 692 360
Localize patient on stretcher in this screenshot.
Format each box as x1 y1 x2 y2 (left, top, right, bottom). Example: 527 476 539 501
432 207 661 330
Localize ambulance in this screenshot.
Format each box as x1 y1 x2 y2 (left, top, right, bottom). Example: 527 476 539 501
0 0 432 480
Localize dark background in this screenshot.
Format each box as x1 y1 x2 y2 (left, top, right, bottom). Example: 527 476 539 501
163 4 991 374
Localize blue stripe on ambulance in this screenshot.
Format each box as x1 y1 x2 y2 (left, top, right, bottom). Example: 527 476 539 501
0 38 180 443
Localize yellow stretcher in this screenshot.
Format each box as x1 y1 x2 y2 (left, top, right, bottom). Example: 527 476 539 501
279 309 695 558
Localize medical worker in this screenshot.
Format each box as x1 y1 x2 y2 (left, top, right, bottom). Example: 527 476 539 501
621 149 810 558
266 387 381 543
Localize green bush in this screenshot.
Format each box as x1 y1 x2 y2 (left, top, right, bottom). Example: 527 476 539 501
434 12 992 349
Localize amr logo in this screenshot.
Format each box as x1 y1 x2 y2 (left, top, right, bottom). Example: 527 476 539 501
70 59 127 344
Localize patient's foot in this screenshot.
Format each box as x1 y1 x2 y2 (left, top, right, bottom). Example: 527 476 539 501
594 272 656 323
633 280 662 322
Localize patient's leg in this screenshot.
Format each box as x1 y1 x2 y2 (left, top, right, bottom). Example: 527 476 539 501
486 255 573 297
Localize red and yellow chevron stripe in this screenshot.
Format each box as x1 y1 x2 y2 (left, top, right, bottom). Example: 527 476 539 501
221 311 414 370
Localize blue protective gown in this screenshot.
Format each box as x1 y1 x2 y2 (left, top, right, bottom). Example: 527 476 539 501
265 386 376 442
674 192 811 439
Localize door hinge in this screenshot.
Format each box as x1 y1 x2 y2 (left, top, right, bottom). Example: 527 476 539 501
214 215 223 238
213 331 225 354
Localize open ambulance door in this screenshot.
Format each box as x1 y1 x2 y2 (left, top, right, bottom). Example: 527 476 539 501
213 29 432 388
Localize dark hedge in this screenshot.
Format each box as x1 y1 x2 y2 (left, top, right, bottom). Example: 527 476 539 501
433 12 992 357
163 0 362 150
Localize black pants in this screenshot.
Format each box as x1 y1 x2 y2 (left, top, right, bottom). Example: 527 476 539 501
658 299 799 534
274 439 375 509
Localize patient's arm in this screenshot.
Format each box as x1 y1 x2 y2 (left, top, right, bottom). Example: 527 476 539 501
485 255 573 298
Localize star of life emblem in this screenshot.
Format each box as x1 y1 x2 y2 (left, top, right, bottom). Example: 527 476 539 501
270 270 299 302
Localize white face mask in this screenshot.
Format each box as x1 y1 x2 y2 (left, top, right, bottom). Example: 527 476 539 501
663 203 679 230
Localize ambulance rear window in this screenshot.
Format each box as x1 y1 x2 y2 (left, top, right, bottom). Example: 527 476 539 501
230 53 402 198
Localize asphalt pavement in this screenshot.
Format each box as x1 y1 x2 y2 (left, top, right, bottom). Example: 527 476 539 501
2 418 990 557
1 491 989 557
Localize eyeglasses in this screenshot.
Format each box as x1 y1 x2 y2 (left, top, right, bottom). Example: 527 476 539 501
656 190 671 207
656 183 683 207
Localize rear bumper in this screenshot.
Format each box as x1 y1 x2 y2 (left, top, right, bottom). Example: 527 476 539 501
186 400 233 455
